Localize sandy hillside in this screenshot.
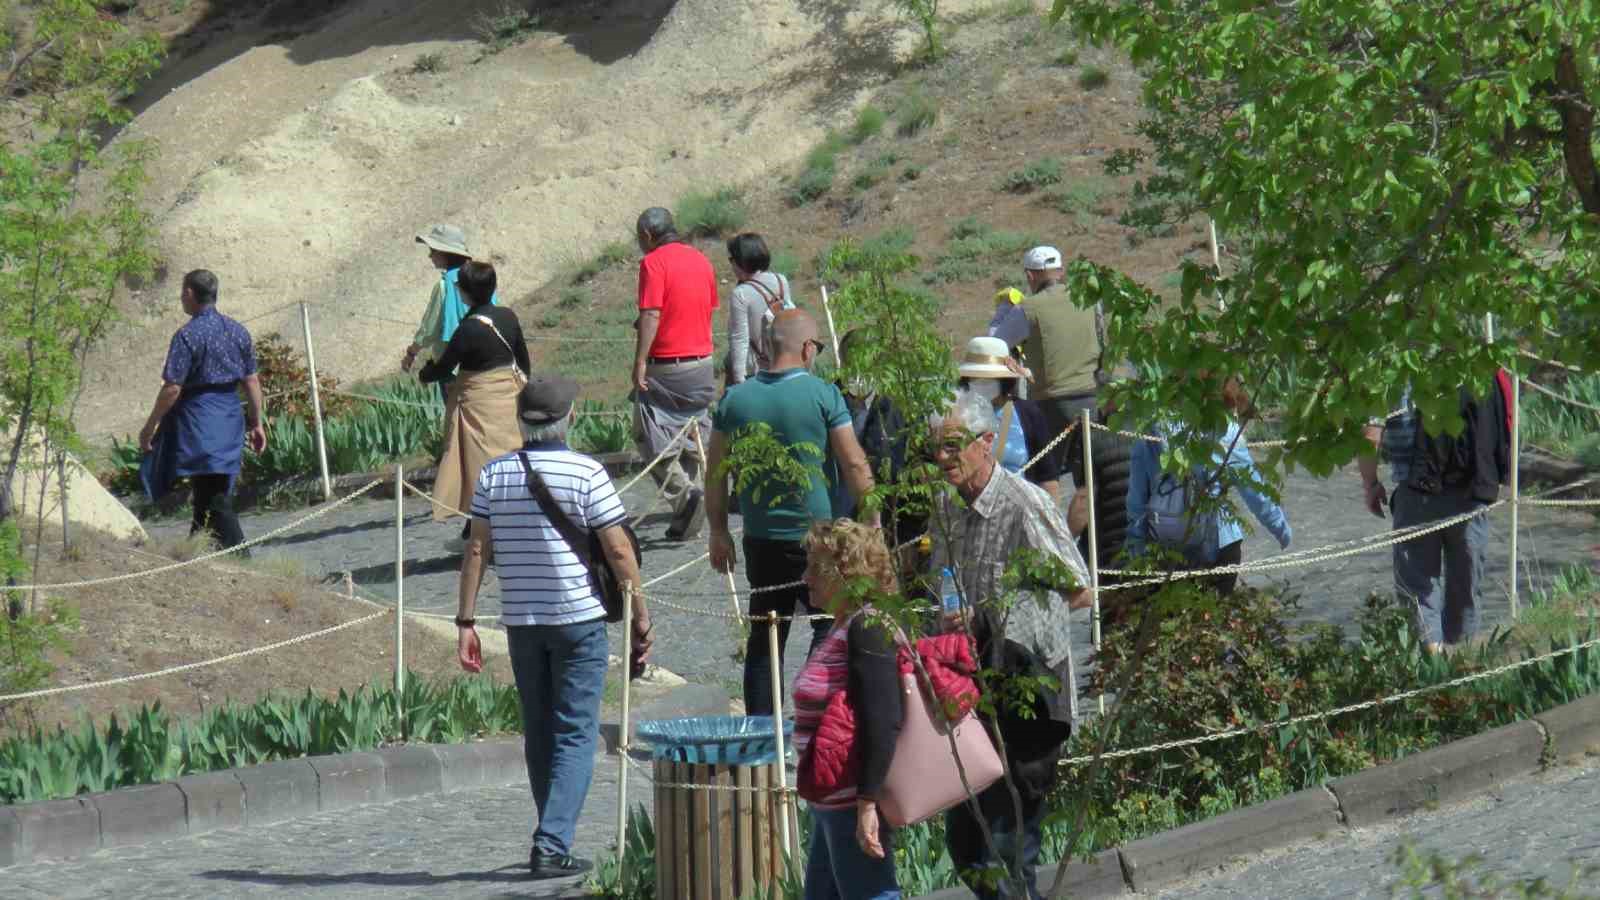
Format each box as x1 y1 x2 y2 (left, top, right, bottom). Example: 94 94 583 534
83 0 981 439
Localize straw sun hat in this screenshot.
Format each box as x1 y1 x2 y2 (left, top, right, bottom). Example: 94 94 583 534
957 336 1018 380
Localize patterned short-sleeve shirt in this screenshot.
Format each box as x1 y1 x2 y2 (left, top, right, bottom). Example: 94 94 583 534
162 305 257 387
929 465 1089 668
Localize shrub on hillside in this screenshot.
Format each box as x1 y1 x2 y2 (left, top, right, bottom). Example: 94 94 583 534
894 90 939 136
851 105 887 143
676 187 748 238
999 156 1064 193
1079 65 1110 89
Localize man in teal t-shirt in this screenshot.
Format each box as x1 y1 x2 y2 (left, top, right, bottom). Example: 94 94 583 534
706 310 876 716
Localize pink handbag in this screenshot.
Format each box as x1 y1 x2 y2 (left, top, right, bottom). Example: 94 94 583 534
877 669 1005 827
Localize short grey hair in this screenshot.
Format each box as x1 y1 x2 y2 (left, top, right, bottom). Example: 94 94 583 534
636 207 676 243
929 389 998 436
519 412 573 445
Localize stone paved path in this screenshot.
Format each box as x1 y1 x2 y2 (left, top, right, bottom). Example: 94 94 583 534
0 748 656 899
1153 763 1600 898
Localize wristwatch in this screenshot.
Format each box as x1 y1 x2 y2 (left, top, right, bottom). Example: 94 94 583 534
454 616 476 628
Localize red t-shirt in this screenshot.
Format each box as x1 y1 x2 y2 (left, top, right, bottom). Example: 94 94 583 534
637 242 718 358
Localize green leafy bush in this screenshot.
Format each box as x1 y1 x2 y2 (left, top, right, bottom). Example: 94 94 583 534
247 377 444 484
924 221 1037 284
999 156 1064 193
676 187 748 238
1044 177 1115 214
1052 47 1080 67
790 132 849 206
0 672 520 805
570 401 631 455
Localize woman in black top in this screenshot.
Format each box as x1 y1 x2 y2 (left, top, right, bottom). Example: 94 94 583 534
418 262 528 535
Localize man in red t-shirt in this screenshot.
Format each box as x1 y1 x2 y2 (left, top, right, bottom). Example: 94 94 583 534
631 207 719 541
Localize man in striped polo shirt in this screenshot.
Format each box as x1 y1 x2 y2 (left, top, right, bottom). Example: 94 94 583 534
454 373 653 880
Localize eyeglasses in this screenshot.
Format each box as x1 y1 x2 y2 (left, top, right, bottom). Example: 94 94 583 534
806 339 828 355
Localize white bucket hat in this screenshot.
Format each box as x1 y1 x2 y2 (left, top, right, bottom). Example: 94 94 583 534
957 336 1017 380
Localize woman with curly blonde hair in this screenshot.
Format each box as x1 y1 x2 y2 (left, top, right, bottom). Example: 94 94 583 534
792 519 904 900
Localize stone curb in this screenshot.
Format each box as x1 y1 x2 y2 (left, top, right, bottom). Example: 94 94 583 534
0 680 726 869
921 716 1564 899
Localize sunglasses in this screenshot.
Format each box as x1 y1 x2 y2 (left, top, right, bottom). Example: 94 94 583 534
806 338 828 355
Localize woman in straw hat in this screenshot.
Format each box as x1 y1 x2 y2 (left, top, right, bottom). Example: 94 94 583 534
956 335 1063 501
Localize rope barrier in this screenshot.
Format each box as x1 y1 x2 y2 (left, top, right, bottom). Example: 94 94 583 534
618 419 698 495
1 480 384 593
1097 498 1510 589
1060 633 1600 766
1518 350 1587 374
1088 406 1413 449
0 608 394 702
237 301 302 326
1521 378 1600 415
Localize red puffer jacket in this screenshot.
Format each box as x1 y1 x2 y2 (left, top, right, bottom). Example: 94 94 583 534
797 633 980 802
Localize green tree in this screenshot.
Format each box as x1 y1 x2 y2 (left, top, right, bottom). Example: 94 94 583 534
1047 0 1600 475
0 1 161 535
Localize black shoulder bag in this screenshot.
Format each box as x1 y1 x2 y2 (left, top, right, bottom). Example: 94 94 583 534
516 452 640 623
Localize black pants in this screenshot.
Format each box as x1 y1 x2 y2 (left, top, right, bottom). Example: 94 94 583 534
947 782 1049 900
1198 539 1243 596
189 474 246 552
741 536 829 717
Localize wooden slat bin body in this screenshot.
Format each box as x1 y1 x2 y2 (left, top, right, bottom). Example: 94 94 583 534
654 759 800 900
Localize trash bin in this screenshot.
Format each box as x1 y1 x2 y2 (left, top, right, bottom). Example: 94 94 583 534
636 716 801 900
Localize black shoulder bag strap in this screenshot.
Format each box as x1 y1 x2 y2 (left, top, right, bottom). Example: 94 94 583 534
516 452 597 576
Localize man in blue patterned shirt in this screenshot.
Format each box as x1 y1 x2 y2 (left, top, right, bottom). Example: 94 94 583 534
139 270 267 552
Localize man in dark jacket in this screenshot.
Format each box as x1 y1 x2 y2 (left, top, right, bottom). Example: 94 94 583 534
1358 379 1510 652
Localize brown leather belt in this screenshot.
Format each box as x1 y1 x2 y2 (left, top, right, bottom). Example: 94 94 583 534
647 354 710 365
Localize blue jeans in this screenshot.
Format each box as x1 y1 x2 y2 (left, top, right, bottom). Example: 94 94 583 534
1390 485 1489 645
507 618 608 856
803 807 900 900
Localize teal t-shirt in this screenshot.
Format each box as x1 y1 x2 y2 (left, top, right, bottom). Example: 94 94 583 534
713 368 852 541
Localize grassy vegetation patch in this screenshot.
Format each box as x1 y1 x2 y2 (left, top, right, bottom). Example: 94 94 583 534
410 52 446 74
569 240 635 285
675 186 748 238
852 152 902 191
999 156 1064 193
924 218 1037 284
894 89 939 136
1043 176 1116 215
850 105 887 144
790 131 851 206
1079 64 1111 89
473 2 540 53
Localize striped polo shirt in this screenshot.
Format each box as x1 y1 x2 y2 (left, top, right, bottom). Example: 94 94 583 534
469 441 627 627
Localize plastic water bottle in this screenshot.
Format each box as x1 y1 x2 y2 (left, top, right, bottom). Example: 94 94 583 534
940 567 962 615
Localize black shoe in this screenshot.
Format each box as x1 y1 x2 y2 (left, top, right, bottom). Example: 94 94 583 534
529 849 594 880
664 488 705 542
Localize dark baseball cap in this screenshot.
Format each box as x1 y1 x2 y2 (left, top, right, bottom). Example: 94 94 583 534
517 373 580 426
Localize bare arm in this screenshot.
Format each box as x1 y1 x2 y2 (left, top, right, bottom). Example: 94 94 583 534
705 430 739 573
456 517 491 672
1359 423 1387 518
597 524 653 660
242 374 268 453
633 309 661 393
827 424 877 521
138 382 183 452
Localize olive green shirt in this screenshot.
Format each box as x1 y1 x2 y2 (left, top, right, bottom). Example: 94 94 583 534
1022 280 1101 398
412 279 449 363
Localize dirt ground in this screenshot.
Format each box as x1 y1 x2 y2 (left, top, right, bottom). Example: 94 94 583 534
80 0 966 440
2 529 505 738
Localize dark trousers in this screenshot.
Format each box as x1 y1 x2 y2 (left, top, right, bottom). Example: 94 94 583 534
946 780 1049 900
189 474 246 552
1043 392 1099 487
1200 539 1243 596
742 535 829 717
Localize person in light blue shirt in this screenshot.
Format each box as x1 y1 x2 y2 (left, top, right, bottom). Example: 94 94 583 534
1125 413 1291 596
